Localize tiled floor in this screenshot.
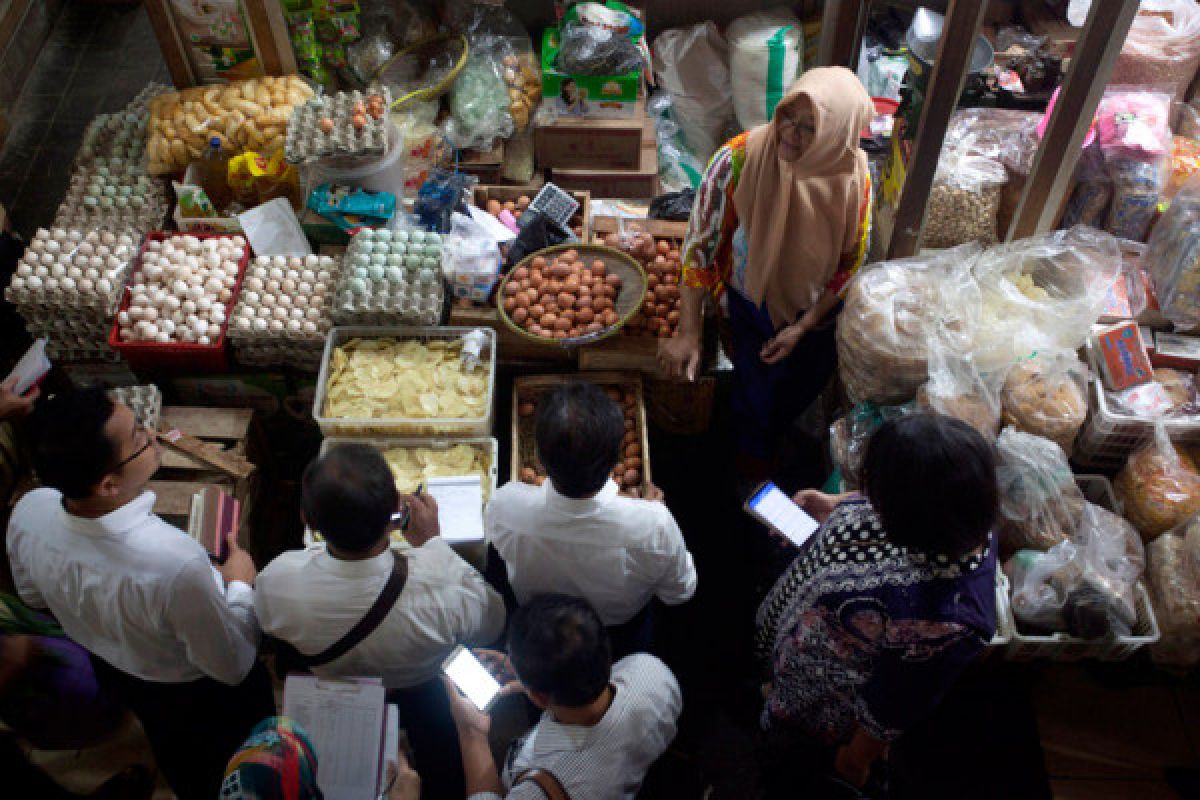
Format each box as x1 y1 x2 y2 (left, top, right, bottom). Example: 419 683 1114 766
0 1 169 240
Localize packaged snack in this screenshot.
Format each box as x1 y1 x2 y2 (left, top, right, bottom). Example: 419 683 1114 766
1146 517 1200 665
1115 422 1200 541
1094 321 1154 391
1000 349 1088 455
995 427 1084 553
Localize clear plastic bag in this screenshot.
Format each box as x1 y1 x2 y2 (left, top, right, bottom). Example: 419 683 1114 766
1146 175 1200 329
1111 0 1200 103
995 427 1084 553
557 13 644 76
445 212 502 302
972 226 1122 372
921 145 1007 249
1096 89 1173 241
1146 515 1200 666
836 243 983 405
1108 368 1200 419
651 21 735 164
1000 349 1088 456
828 402 916 489
1115 422 1200 542
1009 502 1145 638
917 331 1002 438
648 92 706 193
1062 145 1113 229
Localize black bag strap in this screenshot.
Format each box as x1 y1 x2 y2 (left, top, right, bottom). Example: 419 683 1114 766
303 550 407 669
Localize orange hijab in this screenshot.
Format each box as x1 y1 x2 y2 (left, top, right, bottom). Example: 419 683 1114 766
733 67 874 328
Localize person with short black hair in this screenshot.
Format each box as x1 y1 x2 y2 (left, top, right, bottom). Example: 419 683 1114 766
487 382 697 657
256 443 505 799
444 594 682 799
6 389 273 800
754 412 998 794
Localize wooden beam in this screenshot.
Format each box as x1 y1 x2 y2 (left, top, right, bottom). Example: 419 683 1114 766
816 0 865 69
1007 0 1140 240
886 0 988 258
240 0 298 77
143 0 196 88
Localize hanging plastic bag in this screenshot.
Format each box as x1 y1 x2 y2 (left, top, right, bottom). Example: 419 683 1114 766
1000 349 1088 456
728 8 804 129
971 226 1122 371
556 2 644 76
1146 515 1200 665
1111 0 1200 103
651 21 735 163
1146 175 1200 329
995 427 1084 553
1096 89 1173 241
647 92 706 193
836 243 983 405
920 143 1007 249
1115 422 1200 542
1009 502 1145 638
917 330 1002 438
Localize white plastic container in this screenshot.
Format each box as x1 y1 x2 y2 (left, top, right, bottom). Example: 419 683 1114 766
313 325 496 438
309 122 405 196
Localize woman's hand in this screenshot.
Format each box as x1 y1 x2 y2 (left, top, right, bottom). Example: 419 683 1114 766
760 322 808 365
792 489 842 524
658 331 702 382
0 376 38 420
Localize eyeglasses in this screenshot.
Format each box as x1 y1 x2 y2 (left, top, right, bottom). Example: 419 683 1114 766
112 426 155 471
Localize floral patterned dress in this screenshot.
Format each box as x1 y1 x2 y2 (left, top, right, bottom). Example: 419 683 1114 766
755 495 996 744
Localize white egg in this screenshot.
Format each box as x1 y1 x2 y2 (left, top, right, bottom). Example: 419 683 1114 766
90 256 105 270
180 328 196 343
212 302 226 317
272 256 287 268
40 253 55 266
266 279 281 293
252 266 268 279
50 264 66 277
302 321 318 335
268 319 285 334
243 290 260 306
101 232 116 246
317 270 331 283
165 295 181 311
290 307 305 321
306 307 322 321
282 278 296 293
60 277 76 292
272 306 288 320
268 268 283 281
262 293 277 308
119 327 133 340
218 289 232 303
44 277 59 291
252 318 268 333
67 266 82 279
286 319 302 333
160 319 176 335
236 317 253 332
182 300 197 314
246 276 264 292
96 278 112 294
25 275 42 289
117 234 132 247
8 276 24 290
144 306 159 321
197 297 212 312
117 311 132 328
79 278 94 292
171 279 188 295
132 292 149 307
155 331 171 343
211 309 226 325
85 267 99 280
16 264 31 277
190 318 208 335
294 295 310 309
78 243 94 257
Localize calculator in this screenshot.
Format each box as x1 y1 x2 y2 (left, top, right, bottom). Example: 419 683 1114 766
526 183 579 231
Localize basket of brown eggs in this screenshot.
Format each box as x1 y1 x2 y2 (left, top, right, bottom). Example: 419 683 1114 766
512 372 652 498
495 244 647 347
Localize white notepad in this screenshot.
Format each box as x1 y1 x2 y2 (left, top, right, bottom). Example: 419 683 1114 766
282 675 396 800
427 474 485 543
744 483 820 547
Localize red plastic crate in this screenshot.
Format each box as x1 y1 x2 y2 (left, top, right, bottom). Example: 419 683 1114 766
108 232 250 372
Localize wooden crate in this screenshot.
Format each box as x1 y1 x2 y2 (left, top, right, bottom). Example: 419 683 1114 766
148 406 258 538
511 372 653 497
472 185 591 242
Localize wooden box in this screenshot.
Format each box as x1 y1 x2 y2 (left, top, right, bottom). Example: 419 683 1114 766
511 372 652 496
472 185 591 242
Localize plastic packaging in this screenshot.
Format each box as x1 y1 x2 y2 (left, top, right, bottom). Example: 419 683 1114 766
1062 145 1113 229
1146 175 1200 329
443 213 502 303
1108 368 1200 419
1096 89 1173 241
1111 0 1200 103
649 190 695 221
413 168 476 234
1115 423 1200 542
556 2 644 76
995 427 1084 553
1000 349 1088 456
651 21 735 163
828 402 916 488
971 226 1122 372
647 92 706 193
917 331 1001 438
1165 135 1200 205
1146 516 1200 666
836 243 983 405
1009 502 1146 638
921 143 1007 248
728 8 804 129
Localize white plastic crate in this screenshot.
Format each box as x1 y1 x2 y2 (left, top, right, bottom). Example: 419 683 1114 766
987 572 1014 652
1002 582 1161 662
1073 341 1200 470
1076 473 1121 515
312 326 496 438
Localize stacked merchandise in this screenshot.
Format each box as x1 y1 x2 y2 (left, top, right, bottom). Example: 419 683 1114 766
228 254 342 369
333 229 444 326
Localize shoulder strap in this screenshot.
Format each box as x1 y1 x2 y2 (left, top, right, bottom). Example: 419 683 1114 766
303 550 407 669
514 768 571 800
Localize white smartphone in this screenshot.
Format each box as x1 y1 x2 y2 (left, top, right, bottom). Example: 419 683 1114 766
442 645 503 711
744 482 820 548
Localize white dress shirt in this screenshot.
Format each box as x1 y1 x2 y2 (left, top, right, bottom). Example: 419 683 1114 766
486 480 698 625
255 538 505 688
472 654 683 800
6 488 259 685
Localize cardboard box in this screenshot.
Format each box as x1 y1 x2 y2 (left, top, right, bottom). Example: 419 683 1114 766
535 99 646 170
1152 332 1200 370
540 27 642 120
1094 321 1153 391
549 123 658 198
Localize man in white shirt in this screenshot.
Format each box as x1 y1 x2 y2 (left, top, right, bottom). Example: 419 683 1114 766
445 593 682 800
487 382 697 656
6 389 273 800
256 442 505 797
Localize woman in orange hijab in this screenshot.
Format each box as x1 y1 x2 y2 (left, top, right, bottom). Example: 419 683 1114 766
659 67 874 484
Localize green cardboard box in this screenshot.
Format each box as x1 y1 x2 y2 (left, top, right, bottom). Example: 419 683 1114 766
540 27 641 120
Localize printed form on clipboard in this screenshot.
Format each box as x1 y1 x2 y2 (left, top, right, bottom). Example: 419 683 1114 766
282 674 399 800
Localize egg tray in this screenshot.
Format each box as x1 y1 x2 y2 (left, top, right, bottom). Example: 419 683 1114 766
228 255 342 348
285 88 391 165
107 384 162 431
5 228 139 314
75 82 169 165
495 244 648 348
511 372 652 498
334 228 446 324
231 339 326 371
56 159 168 233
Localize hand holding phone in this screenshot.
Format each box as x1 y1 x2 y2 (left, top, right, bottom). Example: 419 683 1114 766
442 645 503 712
744 482 820 548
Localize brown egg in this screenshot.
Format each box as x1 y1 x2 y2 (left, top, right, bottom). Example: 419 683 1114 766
656 240 670 255
623 431 637 447
513 266 529 281
613 464 626 480
576 308 595 325
553 330 568 339
534 475 546 486
541 313 558 328
604 233 621 248
667 310 681 324
554 317 572 332
592 263 607 278
605 274 622 288
624 469 641 487
563 249 578 262
529 324 545 336
530 270 544 286
656 303 671 317
513 307 529 324
502 281 519 297
647 274 659 290
603 310 618 326
561 309 576 324
646 318 662 333
530 304 545 318
517 195 531 210
503 297 517 312
624 418 635 431
319 117 335 134
352 113 368 129
586 321 604 334
576 296 594 311
564 275 580 291
352 100 366 114
532 254 547 268
659 327 673 338
520 467 537 483
556 292 574 309
625 442 641 459
569 327 583 338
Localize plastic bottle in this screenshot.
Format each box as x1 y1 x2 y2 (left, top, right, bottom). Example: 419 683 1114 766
197 137 233 211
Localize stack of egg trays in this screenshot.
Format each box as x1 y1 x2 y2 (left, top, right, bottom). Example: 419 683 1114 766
332 228 445 327
284 87 391 164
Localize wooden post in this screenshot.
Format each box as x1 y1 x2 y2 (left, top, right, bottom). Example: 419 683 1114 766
240 0 299 77
143 0 197 88
886 0 988 259
817 0 865 69
1007 0 1140 240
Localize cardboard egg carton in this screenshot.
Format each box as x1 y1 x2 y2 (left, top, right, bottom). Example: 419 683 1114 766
285 88 391 164
332 228 445 324
107 384 163 430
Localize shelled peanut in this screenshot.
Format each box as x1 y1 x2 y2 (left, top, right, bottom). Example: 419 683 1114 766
502 250 622 340
516 385 647 497
603 231 681 338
